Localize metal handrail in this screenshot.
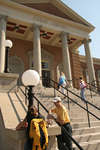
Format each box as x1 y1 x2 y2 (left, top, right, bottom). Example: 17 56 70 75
18 86 84 150
49 78 100 128
68 78 100 97
86 80 100 96
8 83 99 150
50 79 100 110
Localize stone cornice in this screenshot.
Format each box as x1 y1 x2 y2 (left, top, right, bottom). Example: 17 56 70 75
80 55 100 65
12 0 50 4
0 0 93 33
82 38 92 44
0 3 89 38
51 0 94 32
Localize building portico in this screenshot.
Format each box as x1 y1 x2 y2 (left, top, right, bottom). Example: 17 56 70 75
0 0 96 88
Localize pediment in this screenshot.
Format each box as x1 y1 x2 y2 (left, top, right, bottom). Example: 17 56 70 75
23 3 75 22
13 0 94 30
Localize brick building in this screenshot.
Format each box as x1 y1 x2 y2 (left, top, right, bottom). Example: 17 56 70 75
0 0 98 88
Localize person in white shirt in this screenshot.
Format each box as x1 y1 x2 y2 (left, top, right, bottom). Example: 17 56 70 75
79 77 87 101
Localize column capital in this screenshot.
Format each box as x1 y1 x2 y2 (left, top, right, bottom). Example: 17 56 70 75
30 24 41 32
71 48 79 54
60 32 69 38
82 38 92 44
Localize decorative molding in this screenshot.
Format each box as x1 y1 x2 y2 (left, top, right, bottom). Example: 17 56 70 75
82 38 92 44
0 4 89 38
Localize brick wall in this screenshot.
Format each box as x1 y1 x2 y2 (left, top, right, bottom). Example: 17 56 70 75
70 51 82 88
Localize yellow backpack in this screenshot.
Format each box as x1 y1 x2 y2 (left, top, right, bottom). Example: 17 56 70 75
29 118 48 150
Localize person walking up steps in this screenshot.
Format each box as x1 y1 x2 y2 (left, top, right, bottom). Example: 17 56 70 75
79 77 87 102
58 72 67 95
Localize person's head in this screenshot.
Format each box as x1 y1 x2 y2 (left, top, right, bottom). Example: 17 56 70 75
79 77 82 80
28 105 38 117
61 72 65 76
53 97 62 107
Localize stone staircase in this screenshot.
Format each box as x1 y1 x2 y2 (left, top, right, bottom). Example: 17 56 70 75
0 85 100 150
33 85 100 150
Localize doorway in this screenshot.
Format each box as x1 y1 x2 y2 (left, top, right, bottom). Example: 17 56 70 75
42 70 50 87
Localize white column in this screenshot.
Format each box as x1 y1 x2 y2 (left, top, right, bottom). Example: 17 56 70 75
0 15 7 73
56 65 60 82
61 32 72 86
83 39 96 83
33 25 42 77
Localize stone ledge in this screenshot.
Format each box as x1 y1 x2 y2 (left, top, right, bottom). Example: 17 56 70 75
4 124 61 140
48 124 61 136
2 125 61 150
0 73 19 78
0 73 19 92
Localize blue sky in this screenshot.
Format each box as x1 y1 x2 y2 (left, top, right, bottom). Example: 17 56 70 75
62 0 100 58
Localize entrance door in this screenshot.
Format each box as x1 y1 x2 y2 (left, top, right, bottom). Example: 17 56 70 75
42 70 50 87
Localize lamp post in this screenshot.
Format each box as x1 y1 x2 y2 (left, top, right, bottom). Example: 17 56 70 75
21 69 40 108
4 40 13 73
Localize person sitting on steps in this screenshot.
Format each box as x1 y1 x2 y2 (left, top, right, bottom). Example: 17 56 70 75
16 105 47 150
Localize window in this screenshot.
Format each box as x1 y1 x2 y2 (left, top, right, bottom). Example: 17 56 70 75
42 62 48 69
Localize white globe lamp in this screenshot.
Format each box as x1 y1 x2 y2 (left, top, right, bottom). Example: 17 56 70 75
5 40 13 48
22 69 40 86
21 70 40 108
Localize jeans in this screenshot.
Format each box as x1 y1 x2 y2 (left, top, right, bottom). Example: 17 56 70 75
61 82 66 94
57 123 72 150
80 88 86 101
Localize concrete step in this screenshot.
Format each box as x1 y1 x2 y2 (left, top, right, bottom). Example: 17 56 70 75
73 140 100 150
73 132 100 143
0 92 27 129
72 121 100 129
1 85 100 150
18 86 100 122
73 126 100 136
0 93 19 129
71 118 86 122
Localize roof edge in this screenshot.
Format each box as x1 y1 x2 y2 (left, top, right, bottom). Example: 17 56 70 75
50 0 95 32
0 0 94 33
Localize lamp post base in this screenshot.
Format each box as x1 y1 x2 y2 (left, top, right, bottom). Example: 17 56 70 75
4 68 9 73
28 86 34 109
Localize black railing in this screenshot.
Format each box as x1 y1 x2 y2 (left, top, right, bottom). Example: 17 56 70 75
69 78 100 97
67 78 100 98
18 86 84 150
8 81 100 150
86 80 100 97
49 78 100 128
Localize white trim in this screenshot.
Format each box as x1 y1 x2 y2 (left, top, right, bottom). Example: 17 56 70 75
0 0 93 32
0 5 89 38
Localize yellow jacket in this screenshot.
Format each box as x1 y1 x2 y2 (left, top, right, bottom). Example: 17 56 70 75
29 118 48 150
